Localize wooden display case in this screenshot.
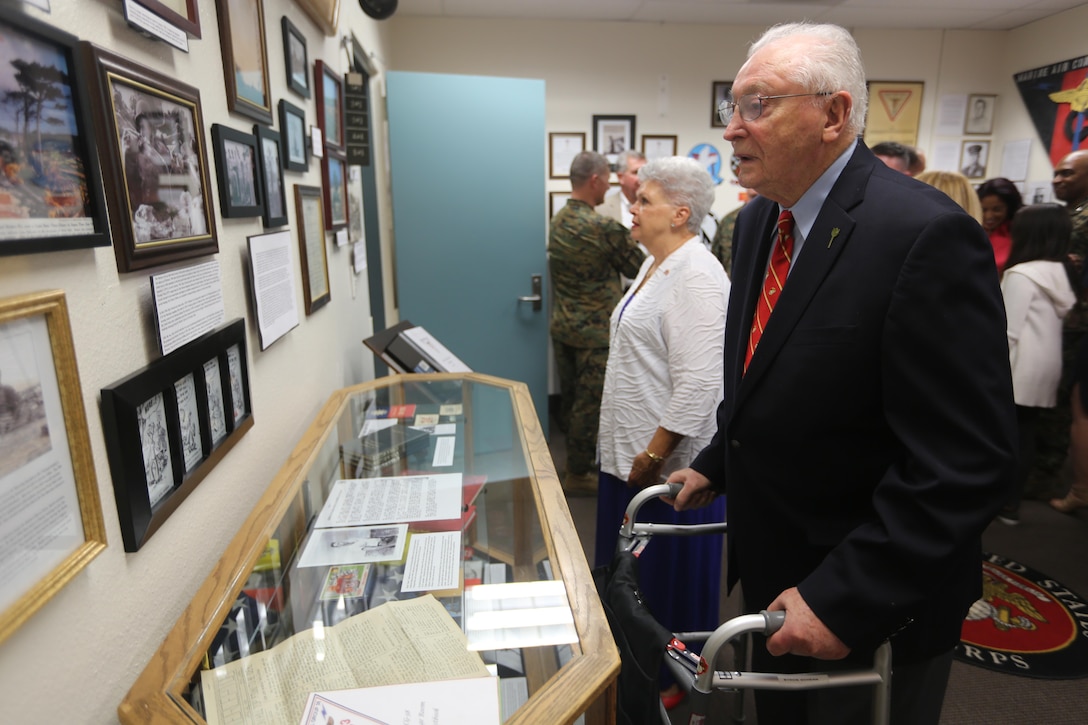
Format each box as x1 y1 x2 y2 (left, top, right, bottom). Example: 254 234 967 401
119 372 618 724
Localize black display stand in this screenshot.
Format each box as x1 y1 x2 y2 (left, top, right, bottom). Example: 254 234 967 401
363 321 471 374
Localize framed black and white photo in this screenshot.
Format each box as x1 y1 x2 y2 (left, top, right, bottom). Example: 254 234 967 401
0 290 106 645
254 125 287 227
211 124 263 219
100 319 253 552
642 135 678 161
281 15 309 98
548 132 585 179
960 140 990 179
711 81 733 128
279 99 309 172
83 43 218 272
592 115 636 167
965 93 996 135
0 14 110 256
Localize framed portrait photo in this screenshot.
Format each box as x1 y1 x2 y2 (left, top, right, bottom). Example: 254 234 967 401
128 0 201 37
642 135 678 161
281 15 309 98
279 99 309 173
548 132 585 179
82 42 218 273
592 115 636 167
315 60 345 150
0 290 106 646
216 0 272 125
293 0 341 36
711 81 733 128
211 124 263 219
322 149 348 231
295 184 331 314
965 93 997 135
0 14 110 257
100 319 253 552
960 140 990 179
254 125 287 227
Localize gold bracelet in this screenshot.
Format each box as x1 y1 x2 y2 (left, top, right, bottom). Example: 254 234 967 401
644 449 665 463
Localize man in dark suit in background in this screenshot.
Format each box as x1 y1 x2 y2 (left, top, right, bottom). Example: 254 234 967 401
669 22 1016 725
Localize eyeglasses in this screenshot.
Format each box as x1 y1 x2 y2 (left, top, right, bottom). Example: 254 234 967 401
718 92 833 125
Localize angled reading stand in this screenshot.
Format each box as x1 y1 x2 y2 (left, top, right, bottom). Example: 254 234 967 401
119 373 618 725
364 321 473 375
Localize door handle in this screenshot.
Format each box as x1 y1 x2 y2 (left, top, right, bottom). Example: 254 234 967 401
517 273 543 312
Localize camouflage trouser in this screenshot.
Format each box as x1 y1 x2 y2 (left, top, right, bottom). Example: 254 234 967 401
553 340 608 476
1030 329 1085 497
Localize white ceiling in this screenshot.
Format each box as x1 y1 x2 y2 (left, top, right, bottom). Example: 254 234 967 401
392 0 1088 31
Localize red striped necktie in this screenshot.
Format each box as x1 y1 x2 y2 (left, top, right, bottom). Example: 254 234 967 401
745 209 795 372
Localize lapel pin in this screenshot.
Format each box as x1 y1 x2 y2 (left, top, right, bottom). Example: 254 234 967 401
828 227 841 248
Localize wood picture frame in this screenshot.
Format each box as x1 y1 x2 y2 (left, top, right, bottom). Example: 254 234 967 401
965 93 997 135
279 99 309 172
549 191 571 219
210 124 264 219
0 14 110 257
99 318 254 552
592 114 636 167
82 42 218 273
315 60 345 151
294 185 331 314
129 0 201 37
254 125 287 227
548 132 585 179
711 81 733 128
0 290 106 646
293 0 341 36
281 15 310 98
216 0 273 126
321 149 348 231
641 134 678 161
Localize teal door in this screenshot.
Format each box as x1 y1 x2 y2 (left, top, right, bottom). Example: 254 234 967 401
386 72 548 428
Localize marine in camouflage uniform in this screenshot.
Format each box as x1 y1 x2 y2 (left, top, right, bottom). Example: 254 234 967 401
549 154 645 479
709 205 740 275
1030 150 1088 498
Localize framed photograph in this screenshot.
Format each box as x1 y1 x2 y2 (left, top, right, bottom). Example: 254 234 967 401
965 93 997 135
295 185 331 314
130 0 201 37
711 81 733 127
0 14 110 256
216 0 272 125
83 43 218 272
960 140 990 179
642 135 678 161
322 149 348 231
254 125 287 227
100 319 253 552
281 15 309 98
549 191 571 219
0 290 106 646
548 132 585 179
293 0 341 36
592 115 636 167
315 60 345 150
279 99 309 172
211 124 263 219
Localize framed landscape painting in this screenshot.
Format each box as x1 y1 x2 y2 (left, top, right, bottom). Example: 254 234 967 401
216 0 273 126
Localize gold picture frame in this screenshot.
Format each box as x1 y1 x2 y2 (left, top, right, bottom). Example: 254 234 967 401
293 0 341 36
0 290 106 646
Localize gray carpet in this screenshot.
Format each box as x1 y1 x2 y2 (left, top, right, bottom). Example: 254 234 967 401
555 419 1088 723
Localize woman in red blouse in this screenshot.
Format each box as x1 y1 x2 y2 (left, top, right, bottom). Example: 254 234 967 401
977 177 1024 273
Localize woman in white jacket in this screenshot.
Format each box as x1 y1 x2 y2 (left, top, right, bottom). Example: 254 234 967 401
999 203 1077 524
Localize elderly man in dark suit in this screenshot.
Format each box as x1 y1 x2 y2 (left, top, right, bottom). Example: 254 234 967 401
669 22 1016 725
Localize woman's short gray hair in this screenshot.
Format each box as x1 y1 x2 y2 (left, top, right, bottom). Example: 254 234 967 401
637 156 715 234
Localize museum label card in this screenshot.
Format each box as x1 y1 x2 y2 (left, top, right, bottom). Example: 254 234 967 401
315 474 463 528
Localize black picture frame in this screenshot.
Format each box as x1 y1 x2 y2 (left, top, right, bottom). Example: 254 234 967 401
711 81 733 128
279 99 309 172
211 124 264 218
315 59 344 150
592 114 636 167
99 319 254 552
321 149 348 231
83 42 218 272
0 14 110 256
254 125 288 227
281 15 310 98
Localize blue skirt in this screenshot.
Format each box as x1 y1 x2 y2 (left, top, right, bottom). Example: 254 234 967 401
594 470 727 634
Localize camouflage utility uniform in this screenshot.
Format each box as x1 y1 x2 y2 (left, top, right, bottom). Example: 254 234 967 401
548 199 644 476
1031 200 1088 497
710 206 742 275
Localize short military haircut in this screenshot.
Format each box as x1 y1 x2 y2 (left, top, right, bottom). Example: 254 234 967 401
569 150 609 186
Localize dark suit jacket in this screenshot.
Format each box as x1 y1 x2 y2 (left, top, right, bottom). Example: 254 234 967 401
691 142 1016 663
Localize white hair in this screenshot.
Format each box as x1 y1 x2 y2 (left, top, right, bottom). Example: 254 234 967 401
638 156 715 234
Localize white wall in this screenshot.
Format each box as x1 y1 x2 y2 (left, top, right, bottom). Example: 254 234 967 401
0 1 394 723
